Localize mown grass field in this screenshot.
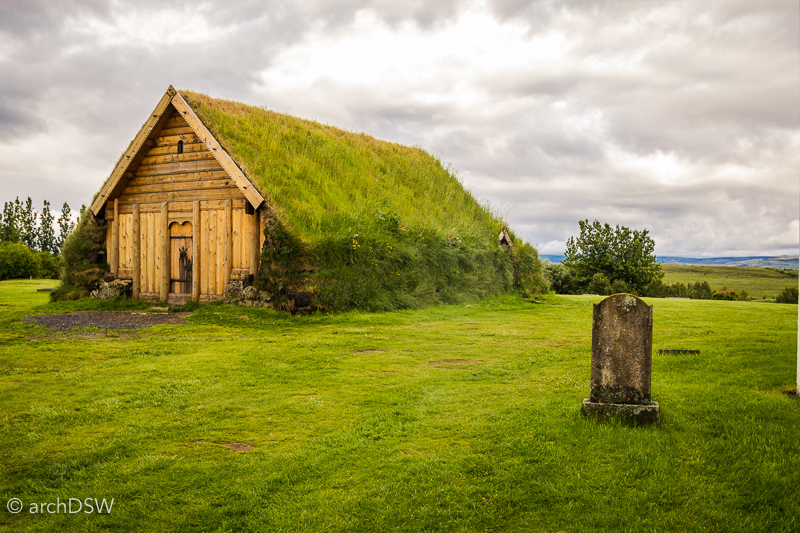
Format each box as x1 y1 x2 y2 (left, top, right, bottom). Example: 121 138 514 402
1 279 798 532
661 264 798 298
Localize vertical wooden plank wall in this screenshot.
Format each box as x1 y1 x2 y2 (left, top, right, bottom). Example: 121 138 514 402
224 200 232 288
132 204 140 299
232 209 241 271
160 203 169 300
120 214 130 271
209 209 217 294
192 201 200 301
146 212 154 294
250 208 260 276
110 199 119 277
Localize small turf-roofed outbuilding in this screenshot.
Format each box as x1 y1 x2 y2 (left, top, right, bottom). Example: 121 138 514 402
90 86 264 304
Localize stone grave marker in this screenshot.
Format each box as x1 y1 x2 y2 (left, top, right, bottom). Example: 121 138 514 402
581 293 660 424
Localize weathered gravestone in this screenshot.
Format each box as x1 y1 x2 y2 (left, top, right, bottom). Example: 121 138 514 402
581 293 660 424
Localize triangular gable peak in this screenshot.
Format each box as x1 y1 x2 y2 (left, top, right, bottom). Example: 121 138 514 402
90 86 264 215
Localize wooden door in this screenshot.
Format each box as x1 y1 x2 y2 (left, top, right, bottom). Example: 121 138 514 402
170 222 193 294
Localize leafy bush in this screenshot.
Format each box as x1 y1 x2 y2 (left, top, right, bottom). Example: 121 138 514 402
36 252 60 279
776 286 798 304
52 210 107 300
544 263 574 294
611 279 629 294
713 288 740 301
0 242 39 280
739 290 750 301
587 272 612 295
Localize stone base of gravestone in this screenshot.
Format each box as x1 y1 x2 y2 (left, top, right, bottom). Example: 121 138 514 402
580 399 660 425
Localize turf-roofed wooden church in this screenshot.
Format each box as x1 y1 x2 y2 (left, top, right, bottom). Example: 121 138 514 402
88 85 546 310
90 86 263 304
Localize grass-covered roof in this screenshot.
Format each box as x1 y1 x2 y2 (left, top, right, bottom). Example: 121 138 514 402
180 91 545 311
181 91 503 243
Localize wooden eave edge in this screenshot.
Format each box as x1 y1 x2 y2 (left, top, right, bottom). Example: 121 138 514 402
171 91 265 210
89 86 177 215
89 85 265 216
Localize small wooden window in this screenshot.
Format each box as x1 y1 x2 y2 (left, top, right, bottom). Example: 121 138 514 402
177 140 184 154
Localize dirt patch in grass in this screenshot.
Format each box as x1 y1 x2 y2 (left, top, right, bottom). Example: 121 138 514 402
25 311 192 331
25 331 147 341
428 359 479 367
221 442 255 452
352 349 389 354
783 389 799 400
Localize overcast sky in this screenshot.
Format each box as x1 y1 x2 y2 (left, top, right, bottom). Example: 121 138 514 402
0 0 797 257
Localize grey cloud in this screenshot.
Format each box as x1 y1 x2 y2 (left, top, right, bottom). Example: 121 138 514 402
0 0 796 257
0 0 110 38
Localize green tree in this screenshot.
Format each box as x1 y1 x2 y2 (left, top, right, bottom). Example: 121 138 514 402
0 199 22 243
56 202 75 253
563 219 663 295
38 200 57 254
671 282 688 298
20 197 38 249
688 281 713 300
776 286 798 304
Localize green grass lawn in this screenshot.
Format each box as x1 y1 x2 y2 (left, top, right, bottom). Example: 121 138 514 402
1 280 798 532
661 264 798 299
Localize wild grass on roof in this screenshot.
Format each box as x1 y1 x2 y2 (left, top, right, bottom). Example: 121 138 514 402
181 91 503 243
182 92 546 310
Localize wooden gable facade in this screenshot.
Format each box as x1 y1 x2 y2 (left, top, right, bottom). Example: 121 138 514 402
90 86 265 304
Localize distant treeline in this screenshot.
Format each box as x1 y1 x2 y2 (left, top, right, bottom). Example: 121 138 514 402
0 197 81 280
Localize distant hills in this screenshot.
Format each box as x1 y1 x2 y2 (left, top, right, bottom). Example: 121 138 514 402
541 255 799 270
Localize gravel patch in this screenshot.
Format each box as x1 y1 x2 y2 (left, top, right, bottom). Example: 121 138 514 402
25 311 191 331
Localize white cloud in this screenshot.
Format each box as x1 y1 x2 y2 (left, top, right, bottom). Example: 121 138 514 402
73 1 235 49
766 220 800 247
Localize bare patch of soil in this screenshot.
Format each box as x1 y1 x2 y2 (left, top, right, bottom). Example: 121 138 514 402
783 389 799 400
428 359 478 367
221 442 255 452
352 349 389 354
25 311 192 331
